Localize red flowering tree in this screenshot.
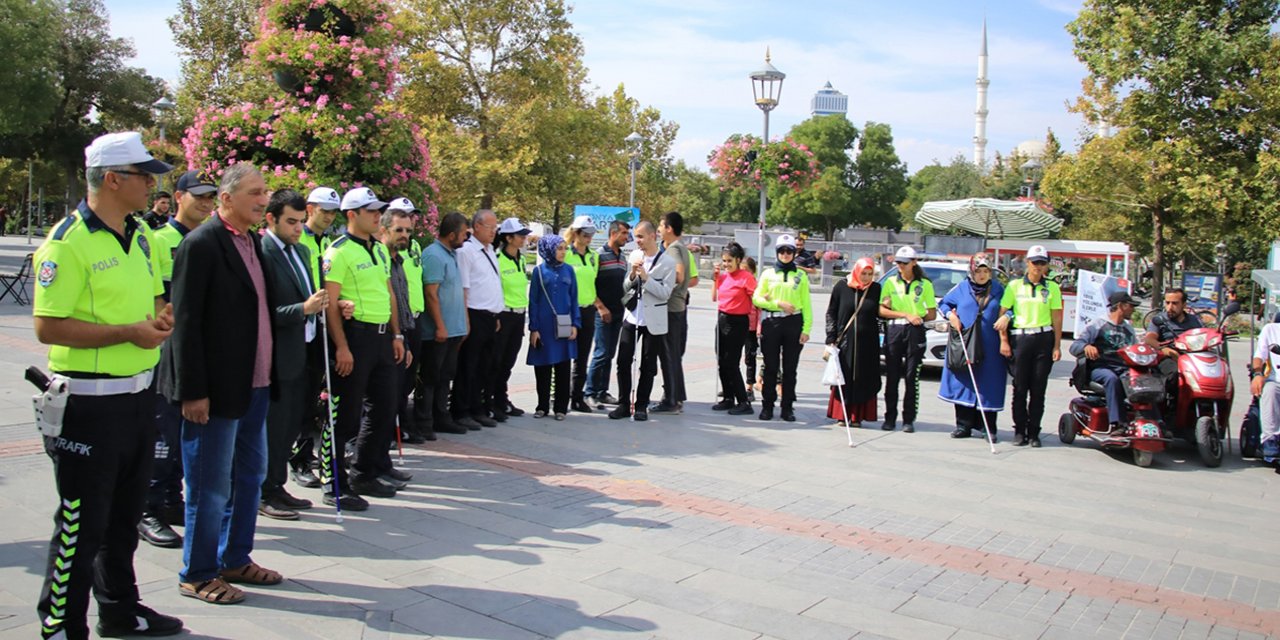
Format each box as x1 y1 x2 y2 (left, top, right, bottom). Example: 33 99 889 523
183 0 439 232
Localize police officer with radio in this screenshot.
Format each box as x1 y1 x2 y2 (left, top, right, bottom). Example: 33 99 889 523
33 132 183 638
995 245 1063 447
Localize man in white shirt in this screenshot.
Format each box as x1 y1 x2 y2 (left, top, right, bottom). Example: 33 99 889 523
452 209 506 429
608 221 676 422
1250 320 1280 465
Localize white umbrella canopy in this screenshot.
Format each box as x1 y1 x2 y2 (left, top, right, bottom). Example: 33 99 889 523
914 197 1063 239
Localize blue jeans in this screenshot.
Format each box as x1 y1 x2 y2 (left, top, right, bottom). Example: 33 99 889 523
180 387 269 583
1089 366 1127 425
584 312 623 398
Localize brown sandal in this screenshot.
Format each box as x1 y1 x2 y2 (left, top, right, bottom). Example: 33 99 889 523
220 562 283 586
179 578 245 604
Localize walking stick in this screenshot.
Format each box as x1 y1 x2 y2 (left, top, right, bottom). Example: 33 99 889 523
318 307 344 523
395 415 404 464
956 323 997 454
832 347 854 448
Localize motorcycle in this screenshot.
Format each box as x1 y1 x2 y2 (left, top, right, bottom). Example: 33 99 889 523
1155 303 1240 467
1058 342 1171 467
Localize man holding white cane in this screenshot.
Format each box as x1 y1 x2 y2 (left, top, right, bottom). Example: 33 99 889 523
608 221 676 422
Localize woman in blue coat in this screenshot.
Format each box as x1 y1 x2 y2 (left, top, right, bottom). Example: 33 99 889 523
937 253 1009 440
528 235 580 420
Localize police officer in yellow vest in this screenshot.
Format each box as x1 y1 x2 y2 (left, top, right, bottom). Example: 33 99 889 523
492 217 534 420
994 245 1063 447
382 198 431 444
564 215 601 413
140 169 218 550
752 234 813 422
880 246 936 432
299 187 340 287
321 187 409 509
34 132 183 639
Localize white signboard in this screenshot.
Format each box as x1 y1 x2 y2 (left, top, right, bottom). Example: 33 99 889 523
1074 269 1131 331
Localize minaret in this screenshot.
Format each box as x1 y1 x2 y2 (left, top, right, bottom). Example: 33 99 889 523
973 19 989 168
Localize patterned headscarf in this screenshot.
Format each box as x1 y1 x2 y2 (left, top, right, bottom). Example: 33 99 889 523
847 256 877 290
538 234 565 266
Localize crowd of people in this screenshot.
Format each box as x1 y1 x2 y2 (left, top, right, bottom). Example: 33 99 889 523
30 130 1266 640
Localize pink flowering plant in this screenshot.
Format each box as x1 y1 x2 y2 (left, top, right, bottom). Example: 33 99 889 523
184 0 439 233
707 134 819 193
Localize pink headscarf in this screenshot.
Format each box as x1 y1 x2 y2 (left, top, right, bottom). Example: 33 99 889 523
847 256 876 290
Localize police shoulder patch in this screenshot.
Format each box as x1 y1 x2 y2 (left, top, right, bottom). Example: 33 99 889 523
322 258 333 274
38 261 57 287
137 234 151 259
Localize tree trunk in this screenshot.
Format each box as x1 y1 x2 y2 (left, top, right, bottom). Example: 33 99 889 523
65 154 80 210
1151 206 1165 302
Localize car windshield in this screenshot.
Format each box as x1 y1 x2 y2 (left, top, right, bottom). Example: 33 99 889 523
880 265 971 298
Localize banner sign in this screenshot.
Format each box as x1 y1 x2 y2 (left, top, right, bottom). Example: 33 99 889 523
1075 269 1131 330
1180 271 1222 312
572 205 639 232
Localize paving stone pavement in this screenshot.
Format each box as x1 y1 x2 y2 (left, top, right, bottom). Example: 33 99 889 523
0 234 1278 639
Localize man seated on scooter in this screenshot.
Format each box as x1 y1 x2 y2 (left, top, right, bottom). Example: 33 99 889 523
1145 287 1203 388
1249 318 1280 466
1070 291 1139 431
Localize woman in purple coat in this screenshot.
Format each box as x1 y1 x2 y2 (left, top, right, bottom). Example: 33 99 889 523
528 235 580 419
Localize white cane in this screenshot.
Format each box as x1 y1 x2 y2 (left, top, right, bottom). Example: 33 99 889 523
318 307 344 522
628 251 644 421
830 346 854 447
955 322 997 454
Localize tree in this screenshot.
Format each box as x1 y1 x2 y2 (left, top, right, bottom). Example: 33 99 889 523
897 155 984 228
849 122 908 231
1064 0 1280 296
772 115 858 239
167 0 263 123
0 0 60 138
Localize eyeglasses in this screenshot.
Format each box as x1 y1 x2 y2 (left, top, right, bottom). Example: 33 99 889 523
111 170 155 180
1029 260 1049 266
777 248 796 254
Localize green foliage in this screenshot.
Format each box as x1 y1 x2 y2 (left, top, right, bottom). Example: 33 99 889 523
849 122 908 231
167 0 264 124
0 0 60 137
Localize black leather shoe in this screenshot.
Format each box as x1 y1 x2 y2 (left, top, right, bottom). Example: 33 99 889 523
903 423 916 433
632 410 648 422
455 416 483 431
728 403 753 416
472 414 497 427
759 407 774 421
377 474 409 490
1029 437 1042 448
781 409 796 422
401 432 427 444
595 392 619 406
291 468 322 489
385 467 413 482
435 420 468 435
268 490 312 510
258 500 299 521
650 401 681 414
951 428 972 439
350 477 397 498
881 421 896 431
608 407 630 420
571 399 593 413
505 402 525 417
322 492 369 511
491 410 508 423
711 400 735 411
137 515 182 548
160 503 185 527
97 603 183 637
1013 436 1030 447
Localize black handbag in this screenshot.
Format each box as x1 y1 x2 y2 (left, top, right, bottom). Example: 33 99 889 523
945 291 990 374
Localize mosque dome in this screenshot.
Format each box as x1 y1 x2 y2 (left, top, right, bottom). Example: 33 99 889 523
1015 139 1047 160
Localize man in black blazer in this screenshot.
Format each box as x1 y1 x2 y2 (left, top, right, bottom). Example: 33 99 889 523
159 163 283 605
258 190 329 520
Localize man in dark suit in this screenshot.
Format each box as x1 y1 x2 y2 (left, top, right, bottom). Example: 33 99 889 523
159 163 282 605
258 190 329 520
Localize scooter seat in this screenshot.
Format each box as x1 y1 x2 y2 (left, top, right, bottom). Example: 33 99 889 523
1079 381 1107 396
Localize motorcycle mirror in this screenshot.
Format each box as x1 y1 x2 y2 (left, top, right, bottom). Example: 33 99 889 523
1221 301 1241 320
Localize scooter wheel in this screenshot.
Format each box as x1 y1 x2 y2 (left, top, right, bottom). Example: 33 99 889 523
1057 413 1076 445
1195 416 1223 468
1133 449 1154 467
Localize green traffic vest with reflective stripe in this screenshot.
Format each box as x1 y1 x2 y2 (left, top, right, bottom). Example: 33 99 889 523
752 267 813 334
1000 276 1063 329
323 232 392 324
567 246 598 307
498 249 529 309
404 238 425 315
152 218 192 284
298 226 332 289
34 202 165 376
880 275 936 317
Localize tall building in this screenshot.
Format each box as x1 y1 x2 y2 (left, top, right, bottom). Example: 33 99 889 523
973 20 990 168
811 81 848 117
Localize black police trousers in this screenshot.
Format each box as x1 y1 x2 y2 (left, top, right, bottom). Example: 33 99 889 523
453 309 499 419
493 311 526 413
1011 330 1056 438
329 322 396 488
38 386 155 640
570 305 597 402
761 314 804 411
884 323 927 425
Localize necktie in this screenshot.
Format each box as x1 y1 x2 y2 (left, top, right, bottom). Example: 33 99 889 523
283 244 312 295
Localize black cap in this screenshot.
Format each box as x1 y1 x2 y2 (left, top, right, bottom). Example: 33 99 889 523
1108 291 1137 307
175 170 217 195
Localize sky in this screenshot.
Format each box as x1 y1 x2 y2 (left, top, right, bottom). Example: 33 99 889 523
102 0 1089 175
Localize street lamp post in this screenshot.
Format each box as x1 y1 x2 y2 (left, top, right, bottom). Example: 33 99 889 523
1020 158 1042 199
625 131 643 211
152 96 176 193
1215 241 1228 276
750 49 785 272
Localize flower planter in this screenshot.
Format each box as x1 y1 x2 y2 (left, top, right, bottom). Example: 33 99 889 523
303 6 355 38
273 69 304 93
